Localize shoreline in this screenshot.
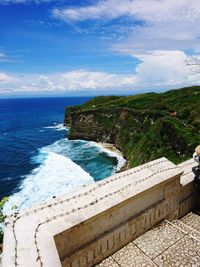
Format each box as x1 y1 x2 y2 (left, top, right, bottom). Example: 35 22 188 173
97 142 123 157
97 142 126 172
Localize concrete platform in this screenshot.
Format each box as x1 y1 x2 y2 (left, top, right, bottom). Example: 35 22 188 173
97 214 200 267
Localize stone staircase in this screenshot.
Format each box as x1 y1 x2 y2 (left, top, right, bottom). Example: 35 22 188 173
97 212 200 266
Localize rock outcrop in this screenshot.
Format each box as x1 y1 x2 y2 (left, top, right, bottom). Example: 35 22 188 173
65 86 200 168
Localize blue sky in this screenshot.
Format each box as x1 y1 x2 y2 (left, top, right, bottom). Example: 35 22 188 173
1 1 138 74
1 0 200 96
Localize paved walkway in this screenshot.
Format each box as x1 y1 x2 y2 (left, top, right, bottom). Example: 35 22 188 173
96 212 200 266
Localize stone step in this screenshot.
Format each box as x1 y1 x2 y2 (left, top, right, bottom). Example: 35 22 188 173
180 212 200 233
170 220 200 241
154 234 200 266
96 220 185 266
132 220 185 260
97 216 200 266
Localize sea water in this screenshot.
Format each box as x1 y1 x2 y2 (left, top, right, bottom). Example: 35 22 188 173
0 97 125 213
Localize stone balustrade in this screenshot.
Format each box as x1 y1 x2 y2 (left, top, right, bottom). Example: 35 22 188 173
178 159 199 218
1 157 198 267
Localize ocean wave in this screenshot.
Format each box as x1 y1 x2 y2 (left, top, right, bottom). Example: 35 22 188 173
85 141 126 172
44 123 68 131
3 149 94 214
55 138 126 172
3 137 125 214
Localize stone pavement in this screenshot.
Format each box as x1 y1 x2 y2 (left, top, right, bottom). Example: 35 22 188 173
96 212 200 267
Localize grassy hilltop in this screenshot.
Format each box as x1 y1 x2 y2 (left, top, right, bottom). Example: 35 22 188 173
65 86 200 168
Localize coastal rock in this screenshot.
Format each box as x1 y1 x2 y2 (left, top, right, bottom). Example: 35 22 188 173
64 87 200 168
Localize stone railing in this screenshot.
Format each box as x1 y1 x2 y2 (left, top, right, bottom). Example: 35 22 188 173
55 159 182 267
2 157 198 267
178 159 200 218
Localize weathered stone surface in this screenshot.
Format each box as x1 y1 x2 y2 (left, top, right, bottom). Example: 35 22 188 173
1 157 194 267
154 235 200 266
181 212 200 232
96 257 119 267
179 159 197 187
178 159 199 218
172 219 200 240
112 243 156 267
133 221 185 259
97 216 200 267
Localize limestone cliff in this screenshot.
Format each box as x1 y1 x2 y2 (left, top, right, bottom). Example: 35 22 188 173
65 87 200 168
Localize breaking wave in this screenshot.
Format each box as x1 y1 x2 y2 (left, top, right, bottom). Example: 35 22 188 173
4 149 94 214
3 126 125 214
43 123 68 131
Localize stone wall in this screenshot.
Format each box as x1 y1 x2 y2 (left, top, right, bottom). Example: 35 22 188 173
178 159 199 218
2 157 198 267
54 159 182 267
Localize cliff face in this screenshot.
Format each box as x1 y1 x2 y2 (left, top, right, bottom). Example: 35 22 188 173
65 109 117 142
65 87 200 168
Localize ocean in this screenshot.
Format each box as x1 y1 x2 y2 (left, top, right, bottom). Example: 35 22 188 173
0 97 125 214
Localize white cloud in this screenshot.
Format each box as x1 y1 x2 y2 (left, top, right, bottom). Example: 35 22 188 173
2 0 200 94
134 50 197 87
52 0 200 23
52 0 133 22
0 72 17 83
0 70 137 94
112 21 200 55
60 70 137 90
53 0 200 53
52 0 200 91
1 59 200 95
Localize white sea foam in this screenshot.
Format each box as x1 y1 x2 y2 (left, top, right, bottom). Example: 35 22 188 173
84 141 126 172
44 123 68 131
42 138 70 154
3 136 125 214
67 139 126 172
3 149 94 214
44 139 126 172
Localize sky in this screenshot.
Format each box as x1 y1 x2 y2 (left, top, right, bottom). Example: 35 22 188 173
1 0 200 96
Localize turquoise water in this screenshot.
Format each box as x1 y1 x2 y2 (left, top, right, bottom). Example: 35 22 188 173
0 97 125 213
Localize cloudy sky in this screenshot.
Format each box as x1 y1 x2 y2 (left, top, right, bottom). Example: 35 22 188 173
1 0 200 96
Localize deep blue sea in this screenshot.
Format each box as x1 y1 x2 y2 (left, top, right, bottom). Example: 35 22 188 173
0 97 125 213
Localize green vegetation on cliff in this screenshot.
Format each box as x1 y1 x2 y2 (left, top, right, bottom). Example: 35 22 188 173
0 197 8 244
65 86 200 168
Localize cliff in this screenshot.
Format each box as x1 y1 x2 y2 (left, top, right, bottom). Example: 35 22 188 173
64 86 200 168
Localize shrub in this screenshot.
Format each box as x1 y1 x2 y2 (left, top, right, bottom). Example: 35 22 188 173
0 197 8 244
